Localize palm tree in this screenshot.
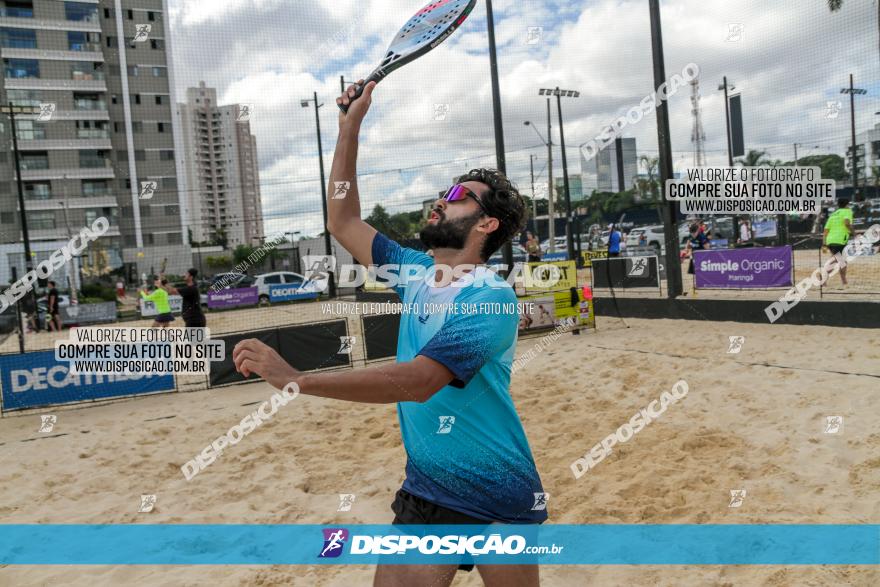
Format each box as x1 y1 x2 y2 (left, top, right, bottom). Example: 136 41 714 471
735 149 772 167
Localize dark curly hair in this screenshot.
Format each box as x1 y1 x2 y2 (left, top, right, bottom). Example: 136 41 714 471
454 168 527 261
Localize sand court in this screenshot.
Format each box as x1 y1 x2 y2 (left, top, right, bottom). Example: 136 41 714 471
0 317 877 585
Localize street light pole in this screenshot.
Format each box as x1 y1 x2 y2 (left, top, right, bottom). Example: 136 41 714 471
546 87 580 261
842 74 867 201
302 92 336 297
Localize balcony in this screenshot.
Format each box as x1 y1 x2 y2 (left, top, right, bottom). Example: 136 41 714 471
0 13 100 33
4 77 106 92
18 138 112 151
0 47 103 62
18 166 115 181
19 195 118 211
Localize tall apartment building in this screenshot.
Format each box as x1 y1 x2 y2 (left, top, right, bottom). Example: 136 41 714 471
595 137 638 193
177 81 264 249
0 0 189 286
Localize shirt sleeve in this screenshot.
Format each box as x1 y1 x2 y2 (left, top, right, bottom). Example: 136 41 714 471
417 287 518 389
371 232 433 298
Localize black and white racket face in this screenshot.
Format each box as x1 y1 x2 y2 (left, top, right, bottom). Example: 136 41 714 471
377 0 477 74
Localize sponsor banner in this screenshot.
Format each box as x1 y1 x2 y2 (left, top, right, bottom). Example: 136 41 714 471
61 302 117 325
752 219 778 239
517 295 556 330
0 350 174 411
268 284 320 303
581 249 608 267
710 239 729 250
542 251 569 261
592 257 661 289
0 524 875 565
139 295 182 317
694 246 793 289
623 249 666 280
524 260 578 293
552 290 595 329
207 287 258 309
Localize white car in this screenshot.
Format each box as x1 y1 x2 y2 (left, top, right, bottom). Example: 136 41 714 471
626 225 666 252
540 236 568 253
254 271 324 303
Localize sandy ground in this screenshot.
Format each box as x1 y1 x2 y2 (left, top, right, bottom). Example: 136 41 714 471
1 317 878 586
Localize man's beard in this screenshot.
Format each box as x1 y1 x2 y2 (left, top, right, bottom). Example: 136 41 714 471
419 209 481 251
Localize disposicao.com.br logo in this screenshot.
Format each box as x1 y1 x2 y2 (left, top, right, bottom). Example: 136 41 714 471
317 527 562 559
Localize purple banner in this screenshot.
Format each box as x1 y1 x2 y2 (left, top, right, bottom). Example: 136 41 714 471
207 287 259 309
694 246 793 289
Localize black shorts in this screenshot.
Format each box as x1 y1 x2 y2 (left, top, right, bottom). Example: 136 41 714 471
155 312 175 323
527 255 541 263
608 252 620 257
828 244 846 255
390 489 490 572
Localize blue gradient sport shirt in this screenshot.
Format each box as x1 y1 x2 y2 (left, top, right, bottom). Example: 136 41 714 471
372 233 547 523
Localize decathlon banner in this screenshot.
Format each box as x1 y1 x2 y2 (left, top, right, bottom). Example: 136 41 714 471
268 284 320 303
694 246 793 289
0 524 877 565
0 350 175 411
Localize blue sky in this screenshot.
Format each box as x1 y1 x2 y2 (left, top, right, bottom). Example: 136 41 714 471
166 0 880 238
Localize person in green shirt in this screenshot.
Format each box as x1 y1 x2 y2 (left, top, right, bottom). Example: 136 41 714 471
140 277 175 328
823 199 854 288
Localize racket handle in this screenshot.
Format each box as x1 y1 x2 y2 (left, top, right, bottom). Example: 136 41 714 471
338 72 383 114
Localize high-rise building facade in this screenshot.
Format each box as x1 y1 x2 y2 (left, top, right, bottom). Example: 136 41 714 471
178 81 264 249
0 0 189 285
595 137 638 193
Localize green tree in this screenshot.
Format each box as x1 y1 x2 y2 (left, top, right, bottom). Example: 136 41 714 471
366 204 406 240
232 245 256 266
735 149 772 167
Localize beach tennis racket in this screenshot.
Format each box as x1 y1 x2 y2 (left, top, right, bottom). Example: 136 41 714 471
338 0 478 113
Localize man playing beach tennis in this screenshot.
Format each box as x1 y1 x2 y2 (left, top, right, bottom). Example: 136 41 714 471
232 80 546 586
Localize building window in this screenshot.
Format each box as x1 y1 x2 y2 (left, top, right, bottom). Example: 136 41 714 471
167 232 182 245
7 89 41 108
76 120 110 139
1 28 37 49
131 121 143 133
29 211 56 230
134 93 141 105
3 58 39 79
124 234 136 246
24 182 51 200
152 67 166 77
79 149 109 169
71 61 104 81
128 65 139 77
106 35 114 47
65 2 99 23
73 91 105 111
82 180 110 197
165 205 178 216
145 233 154 245
135 150 145 161
159 150 174 161
104 8 111 19
20 152 49 171
0 212 14 225
162 177 177 190
127 9 133 20
111 94 118 105
14 120 45 140
155 95 165 105
68 31 100 51
150 39 165 50
157 122 165 133
148 11 156 21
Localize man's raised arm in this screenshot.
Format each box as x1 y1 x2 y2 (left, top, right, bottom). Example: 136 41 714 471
326 80 379 266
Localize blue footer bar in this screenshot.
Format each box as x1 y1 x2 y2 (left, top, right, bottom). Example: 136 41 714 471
0 525 877 565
